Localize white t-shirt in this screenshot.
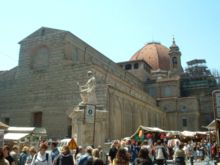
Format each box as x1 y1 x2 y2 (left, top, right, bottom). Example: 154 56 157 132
31 152 52 165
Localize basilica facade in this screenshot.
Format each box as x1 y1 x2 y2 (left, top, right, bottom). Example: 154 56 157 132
0 27 217 145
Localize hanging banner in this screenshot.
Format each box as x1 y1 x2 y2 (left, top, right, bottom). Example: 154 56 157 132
216 93 220 118
85 104 96 123
0 129 4 148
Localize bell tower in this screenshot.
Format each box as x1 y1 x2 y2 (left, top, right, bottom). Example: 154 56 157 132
168 37 183 74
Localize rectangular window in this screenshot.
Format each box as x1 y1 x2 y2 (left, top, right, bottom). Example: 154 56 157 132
4 117 10 125
134 63 139 69
148 87 156 97
182 118 187 127
164 86 172 97
125 64 132 70
67 125 72 138
33 112 42 127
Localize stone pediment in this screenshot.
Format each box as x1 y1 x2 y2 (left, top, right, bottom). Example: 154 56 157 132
19 27 68 44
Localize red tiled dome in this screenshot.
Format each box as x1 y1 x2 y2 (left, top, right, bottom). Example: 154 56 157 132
130 42 170 70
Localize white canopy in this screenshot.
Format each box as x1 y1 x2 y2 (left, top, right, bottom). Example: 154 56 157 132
131 125 165 137
180 131 197 137
4 133 29 140
206 119 220 130
7 127 35 133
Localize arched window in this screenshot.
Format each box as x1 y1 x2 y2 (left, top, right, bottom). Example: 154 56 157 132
172 57 177 64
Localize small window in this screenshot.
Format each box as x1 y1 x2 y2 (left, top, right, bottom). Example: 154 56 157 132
33 112 42 127
4 117 10 125
148 87 156 97
164 86 172 97
182 118 187 127
134 63 139 69
125 64 132 70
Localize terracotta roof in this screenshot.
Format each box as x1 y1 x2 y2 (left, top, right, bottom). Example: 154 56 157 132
130 42 170 70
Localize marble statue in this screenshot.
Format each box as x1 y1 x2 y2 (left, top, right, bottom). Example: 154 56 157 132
77 71 97 105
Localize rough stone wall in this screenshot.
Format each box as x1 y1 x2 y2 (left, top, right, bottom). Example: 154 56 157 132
0 27 163 140
159 97 199 131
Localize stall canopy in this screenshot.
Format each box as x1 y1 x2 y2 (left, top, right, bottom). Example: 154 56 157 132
180 131 197 137
131 125 165 138
4 133 29 140
4 127 47 141
0 122 9 129
205 119 220 130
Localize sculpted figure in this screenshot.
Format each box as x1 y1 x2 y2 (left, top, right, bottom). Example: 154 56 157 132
77 71 97 105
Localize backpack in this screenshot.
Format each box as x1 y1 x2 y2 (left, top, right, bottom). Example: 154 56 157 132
78 155 92 165
156 147 165 159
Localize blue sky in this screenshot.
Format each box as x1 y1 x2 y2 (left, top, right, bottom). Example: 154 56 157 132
0 0 219 71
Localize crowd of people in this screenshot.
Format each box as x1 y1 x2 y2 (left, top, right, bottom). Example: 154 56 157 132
0 138 217 165
107 138 216 165
0 141 106 165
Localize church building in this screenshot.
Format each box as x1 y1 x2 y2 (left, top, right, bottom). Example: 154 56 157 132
0 27 217 145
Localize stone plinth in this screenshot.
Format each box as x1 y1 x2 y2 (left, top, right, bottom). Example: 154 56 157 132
69 105 108 147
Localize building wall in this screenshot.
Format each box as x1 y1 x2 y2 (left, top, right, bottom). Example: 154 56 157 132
0 27 163 140
159 97 199 131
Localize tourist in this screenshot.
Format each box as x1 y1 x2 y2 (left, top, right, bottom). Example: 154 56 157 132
78 146 93 165
74 146 83 164
0 148 9 165
53 145 74 165
20 146 29 165
97 145 106 162
25 146 36 165
93 158 105 165
155 140 168 165
3 145 15 165
108 140 120 164
92 148 100 161
112 148 130 165
31 143 52 165
134 147 152 165
173 143 186 165
50 141 59 163
10 145 20 165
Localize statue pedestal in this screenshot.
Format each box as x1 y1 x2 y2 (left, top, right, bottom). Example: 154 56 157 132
69 105 108 147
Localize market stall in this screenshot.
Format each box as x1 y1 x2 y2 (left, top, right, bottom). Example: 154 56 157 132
4 127 47 147
0 122 9 129
130 125 167 143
